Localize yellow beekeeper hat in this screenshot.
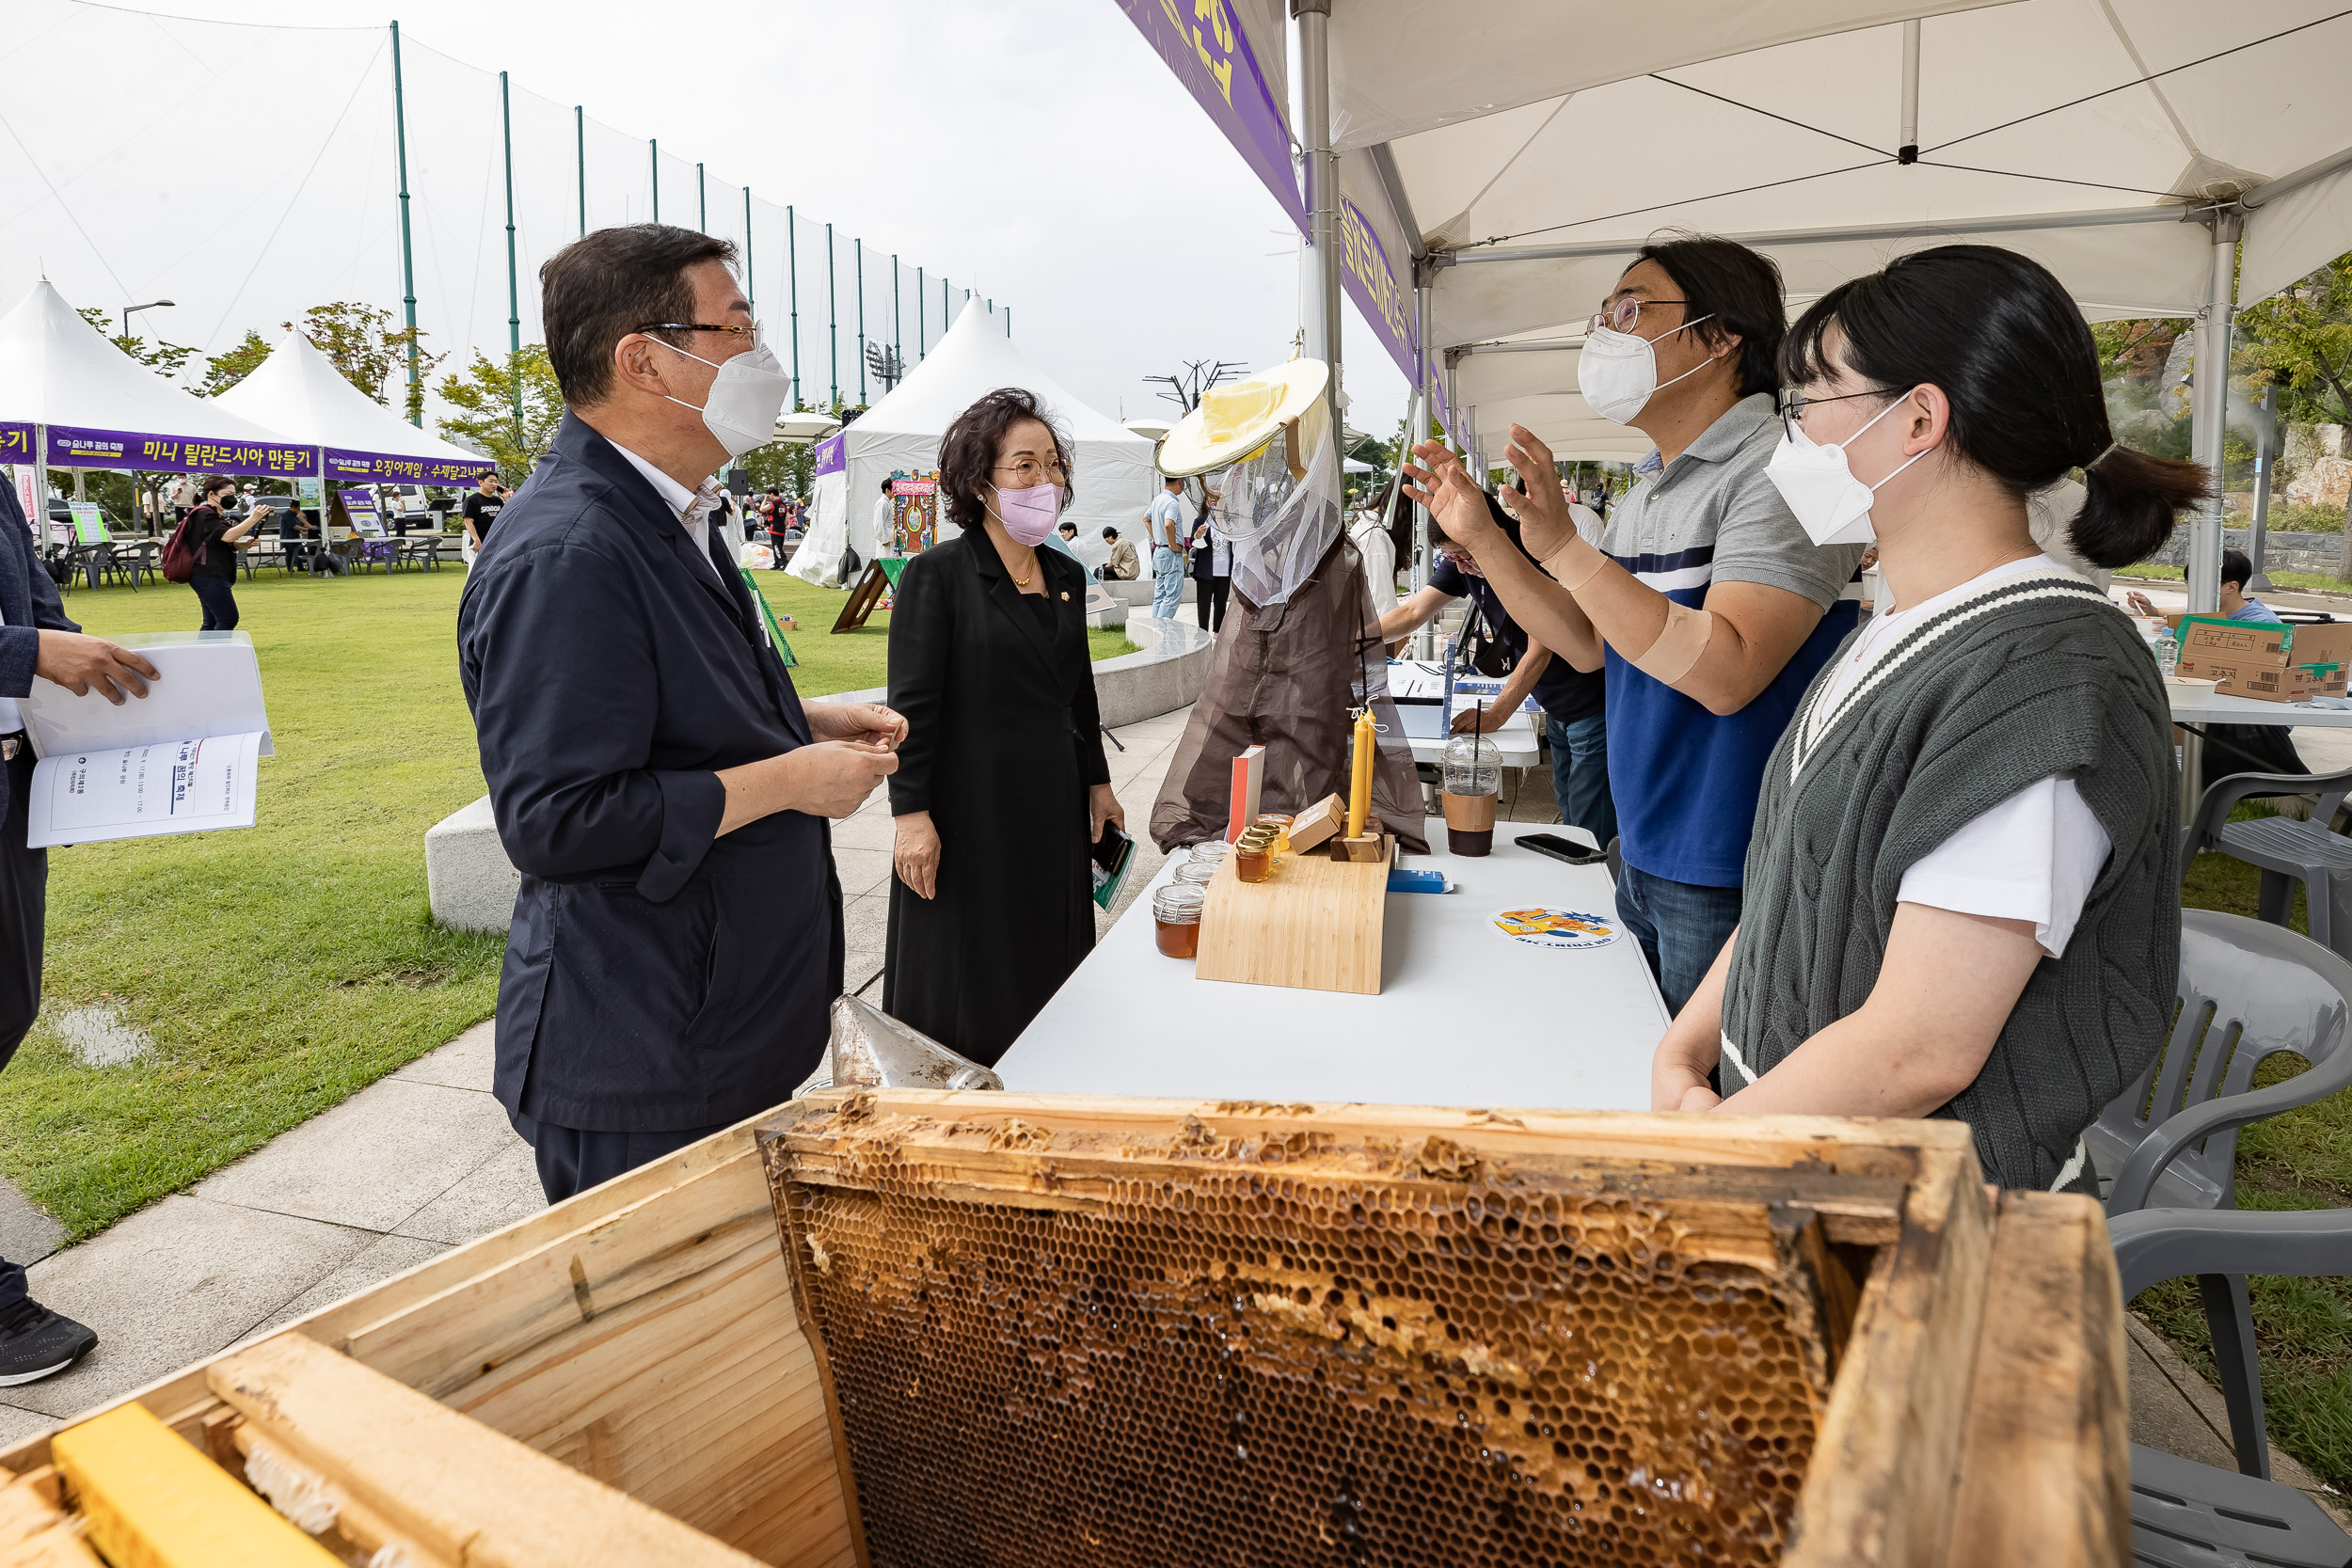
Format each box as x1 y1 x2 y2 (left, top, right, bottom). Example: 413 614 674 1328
1155 356 1329 478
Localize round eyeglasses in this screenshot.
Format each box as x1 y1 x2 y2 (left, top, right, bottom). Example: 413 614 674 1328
1587 296 1689 336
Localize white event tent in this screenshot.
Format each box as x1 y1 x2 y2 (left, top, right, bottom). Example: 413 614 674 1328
1125 0 2352 608
215 330 494 487
0 281 310 515
790 303 1157 587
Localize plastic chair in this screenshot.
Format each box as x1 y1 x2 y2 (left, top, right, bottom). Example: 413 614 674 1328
2110 1207 2352 1564
2093 911 2352 1216
2183 764 2352 959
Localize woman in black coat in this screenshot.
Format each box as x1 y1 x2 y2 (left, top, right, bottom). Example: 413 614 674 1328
883 388 1125 1066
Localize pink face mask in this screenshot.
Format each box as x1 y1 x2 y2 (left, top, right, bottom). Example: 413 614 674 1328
991 482 1063 546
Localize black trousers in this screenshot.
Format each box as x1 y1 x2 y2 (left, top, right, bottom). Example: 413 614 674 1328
0 748 47 1310
191 576 239 630
1194 574 1231 632
505 1108 730 1205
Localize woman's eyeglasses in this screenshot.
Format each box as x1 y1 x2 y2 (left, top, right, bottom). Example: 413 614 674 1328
1777 386 1893 441
993 458 1068 483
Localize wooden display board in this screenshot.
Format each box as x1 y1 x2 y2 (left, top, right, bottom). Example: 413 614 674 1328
829 558 906 634
1194 835 1394 994
0 1103 2127 1568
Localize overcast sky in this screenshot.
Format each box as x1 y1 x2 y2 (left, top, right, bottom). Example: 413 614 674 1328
0 0 1409 446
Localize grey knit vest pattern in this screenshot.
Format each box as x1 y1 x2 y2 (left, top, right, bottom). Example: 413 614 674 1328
1718 572 2179 1191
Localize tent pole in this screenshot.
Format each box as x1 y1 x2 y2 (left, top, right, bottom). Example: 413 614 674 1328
28 429 47 544
697 164 706 233
501 71 521 446
826 223 838 409
2185 209 2241 616
2249 382 2277 592
1296 0 1343 433
390 22 421 428
651 139 660 223
1898 20 1920 163
787 206 801 404
917 266 926 360
576 106 586 237
856 238 867 405
1409 277 1432 613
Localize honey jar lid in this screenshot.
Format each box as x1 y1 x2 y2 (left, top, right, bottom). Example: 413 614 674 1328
1152 882 1206 922
1172 859 1217 885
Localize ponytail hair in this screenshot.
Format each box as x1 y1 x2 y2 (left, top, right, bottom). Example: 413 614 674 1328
1781 245 2205 568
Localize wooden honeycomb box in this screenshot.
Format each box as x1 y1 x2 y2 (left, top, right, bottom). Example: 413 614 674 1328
758 1093 2129 1568
0 1099 2123 1567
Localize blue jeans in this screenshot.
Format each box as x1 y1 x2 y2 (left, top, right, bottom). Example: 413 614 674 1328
1547 713 1616 850
191 576 239 630
1151 546 1184 618
1613 862 1741 1016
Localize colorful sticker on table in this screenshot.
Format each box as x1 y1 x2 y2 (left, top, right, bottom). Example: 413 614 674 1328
1492 908 1618 950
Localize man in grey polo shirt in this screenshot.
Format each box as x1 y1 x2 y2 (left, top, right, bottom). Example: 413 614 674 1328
1406 235 1861 1014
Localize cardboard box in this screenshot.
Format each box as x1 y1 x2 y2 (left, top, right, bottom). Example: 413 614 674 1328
2174 616 2352 702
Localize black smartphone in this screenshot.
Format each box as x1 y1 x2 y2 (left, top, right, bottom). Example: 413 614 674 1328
1091 821 1132 875
1516 832 1610 867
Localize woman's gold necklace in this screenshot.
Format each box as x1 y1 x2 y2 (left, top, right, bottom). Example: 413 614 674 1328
1009 550 1036 589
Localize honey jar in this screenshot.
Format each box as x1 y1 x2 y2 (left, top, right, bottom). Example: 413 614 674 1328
1152 882 1205 958
1234 829 1277 884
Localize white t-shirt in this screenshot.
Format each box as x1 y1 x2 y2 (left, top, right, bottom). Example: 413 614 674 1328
1351 517 1397 611
1147 490 1186 550
1818 552 2112 958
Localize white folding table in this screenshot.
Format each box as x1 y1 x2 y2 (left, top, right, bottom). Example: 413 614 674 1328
998 817 1668 1112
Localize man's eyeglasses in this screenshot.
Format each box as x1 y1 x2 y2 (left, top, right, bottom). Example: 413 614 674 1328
1587 296 1689 336
993 458 1068 483
1777 386 1893 441
638 322 760 351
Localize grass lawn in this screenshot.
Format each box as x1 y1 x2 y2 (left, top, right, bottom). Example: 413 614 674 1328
2117 562 2352 597
0 563 1138 1242
748 571 1140 693
2155 810 2352 1489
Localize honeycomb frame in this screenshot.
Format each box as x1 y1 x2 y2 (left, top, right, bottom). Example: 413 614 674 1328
756 1094 1993 1568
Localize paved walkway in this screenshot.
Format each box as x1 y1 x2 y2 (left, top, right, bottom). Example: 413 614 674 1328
2 695 2342 1528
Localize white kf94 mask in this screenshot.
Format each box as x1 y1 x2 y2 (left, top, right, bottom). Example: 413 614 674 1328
1574 315 1715 425
659 338 793 460
1763 390 1932 547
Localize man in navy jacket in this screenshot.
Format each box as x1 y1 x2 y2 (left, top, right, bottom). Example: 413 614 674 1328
459 226 902 1203
0 481 161 1384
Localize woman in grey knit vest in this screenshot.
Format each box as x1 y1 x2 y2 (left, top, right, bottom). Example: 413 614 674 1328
1650 245 2204 1193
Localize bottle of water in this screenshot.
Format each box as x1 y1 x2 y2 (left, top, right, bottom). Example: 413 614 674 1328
2153 626 2178 675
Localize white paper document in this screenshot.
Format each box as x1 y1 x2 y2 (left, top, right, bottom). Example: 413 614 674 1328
26 732 263 847
15 632 274 847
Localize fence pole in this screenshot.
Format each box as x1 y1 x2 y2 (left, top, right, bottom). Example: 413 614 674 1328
697 163 706 232
826 222 838 408
856 238 866 404
892 254 901 384
917 265 926 359
501 71 521 442
787 205 801 404
650 139 659 223
575 105 585 237
743 187 755 323
390 21 421 426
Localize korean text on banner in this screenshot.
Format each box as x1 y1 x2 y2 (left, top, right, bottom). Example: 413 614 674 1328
325 448 495 484
812 432 848 478
46 425 311 479
1114 0 1304 230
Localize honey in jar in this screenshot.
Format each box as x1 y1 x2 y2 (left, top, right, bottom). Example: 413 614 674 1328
1234 830 1277 883
1152 882 1205 958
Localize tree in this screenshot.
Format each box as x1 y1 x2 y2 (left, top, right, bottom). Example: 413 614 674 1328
198 330 273 397
295 301 443 419
2234 255 2352 575
74 307 195 379
436 347 564 481
741 439 814 499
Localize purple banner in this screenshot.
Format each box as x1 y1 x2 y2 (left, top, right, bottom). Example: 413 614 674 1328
1337 194 1417 385
1116 0 1304 230
812 432 847 478
45 424 310 478
325 447 495 484
0 425 30 464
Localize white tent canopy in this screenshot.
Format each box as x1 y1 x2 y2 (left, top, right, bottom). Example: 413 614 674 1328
215 330 493 484
1339 1 2352 468
0 281 307 479
795 301 1157 582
